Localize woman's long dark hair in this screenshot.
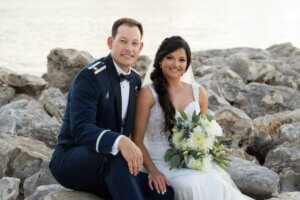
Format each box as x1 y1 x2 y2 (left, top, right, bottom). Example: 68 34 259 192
150 36 191 132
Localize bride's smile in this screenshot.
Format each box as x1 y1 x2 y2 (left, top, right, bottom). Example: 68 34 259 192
160 48 187 79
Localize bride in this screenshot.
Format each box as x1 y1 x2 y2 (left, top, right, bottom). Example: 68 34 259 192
132 36 253 200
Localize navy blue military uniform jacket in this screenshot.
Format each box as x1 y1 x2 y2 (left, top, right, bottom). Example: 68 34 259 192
57 54 142 156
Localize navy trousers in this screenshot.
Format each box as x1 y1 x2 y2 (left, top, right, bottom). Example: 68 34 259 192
49 144 174 200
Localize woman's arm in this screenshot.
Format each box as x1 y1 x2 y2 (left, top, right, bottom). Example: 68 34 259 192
199 85 208 115
132 87 169 194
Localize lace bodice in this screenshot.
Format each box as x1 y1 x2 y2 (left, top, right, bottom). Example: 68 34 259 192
143 84 201 152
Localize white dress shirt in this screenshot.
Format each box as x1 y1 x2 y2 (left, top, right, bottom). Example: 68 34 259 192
97 61 131 155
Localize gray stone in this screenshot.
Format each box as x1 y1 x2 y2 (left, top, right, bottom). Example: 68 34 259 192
0 99 60 147
215 106 257 150
279 169 300 192
25 184 64 200
225 54 249 83
250 109 300 161
234 83 300 119
267 42 300 57
0 134 52 181
47 48 94 93
24 161 58 198
206 89 230 112
43 189 106 200
39 87 66 123
132 55 151 79
264 143 300 175
0 177 20 200
228 157 279 199
0 84 15 108
0 67 47 96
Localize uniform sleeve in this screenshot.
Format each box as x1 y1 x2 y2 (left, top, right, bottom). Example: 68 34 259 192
69 69 119 155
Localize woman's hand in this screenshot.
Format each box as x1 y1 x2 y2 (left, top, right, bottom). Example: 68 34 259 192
148 169 170 194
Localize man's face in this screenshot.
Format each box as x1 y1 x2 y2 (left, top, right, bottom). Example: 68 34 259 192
107 24 143 72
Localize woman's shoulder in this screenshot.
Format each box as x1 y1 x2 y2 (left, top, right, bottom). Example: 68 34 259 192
138 84 157 103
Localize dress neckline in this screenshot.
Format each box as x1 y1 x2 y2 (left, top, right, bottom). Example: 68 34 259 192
175 101 198 113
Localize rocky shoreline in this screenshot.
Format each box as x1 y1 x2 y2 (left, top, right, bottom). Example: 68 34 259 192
0 43 299 200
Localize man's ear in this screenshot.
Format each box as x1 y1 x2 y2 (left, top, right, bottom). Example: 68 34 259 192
107 36 113 49
139 41 144 51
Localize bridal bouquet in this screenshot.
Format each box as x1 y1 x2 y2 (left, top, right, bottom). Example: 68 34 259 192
164 111 229 171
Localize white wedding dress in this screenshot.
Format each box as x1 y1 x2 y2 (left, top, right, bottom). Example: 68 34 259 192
141 81 254 200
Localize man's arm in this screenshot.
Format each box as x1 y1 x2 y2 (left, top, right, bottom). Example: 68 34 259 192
68 68 119 155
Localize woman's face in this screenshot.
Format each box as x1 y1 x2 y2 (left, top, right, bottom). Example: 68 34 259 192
160 48 187 80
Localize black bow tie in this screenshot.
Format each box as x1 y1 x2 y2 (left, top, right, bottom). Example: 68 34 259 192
119 73 133 82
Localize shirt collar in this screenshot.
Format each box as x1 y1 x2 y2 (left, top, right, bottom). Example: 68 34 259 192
113 60 131 75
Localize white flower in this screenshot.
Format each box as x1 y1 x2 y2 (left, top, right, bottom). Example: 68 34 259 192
201 117 223 137
186 157 203 170
172 129 188 150
188 129 214 151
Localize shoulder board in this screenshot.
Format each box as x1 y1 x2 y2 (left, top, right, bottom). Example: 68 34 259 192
88 60 106 75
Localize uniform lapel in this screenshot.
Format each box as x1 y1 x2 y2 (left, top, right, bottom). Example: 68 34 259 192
105 54 122 131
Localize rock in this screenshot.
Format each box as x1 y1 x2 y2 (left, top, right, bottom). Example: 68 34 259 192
215 106 257 150
197 68 247 104
228 157 279 199
47 48 94 93
226 148 258 164
264 143 300 177
0 134 52 181
0 84 15 108
249 109 300 161
0 67 47 96
273 123 300 147
192 47 271 60
206 89 230 112
225 54 249 83
0 113 16 134
279 169 300 192
25 184 64 200
266 192 300 200
0 177 20 200
234 83 300 119
43 189 106 200
0 99 60 147
132 55 151 79
39 87 66 123
267 43 300 57
24 161 58 198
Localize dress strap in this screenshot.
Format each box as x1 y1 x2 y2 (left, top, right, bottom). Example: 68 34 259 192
146 84 158 101
192 83 200 103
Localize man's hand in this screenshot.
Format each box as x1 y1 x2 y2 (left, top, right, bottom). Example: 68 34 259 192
118 136 143 176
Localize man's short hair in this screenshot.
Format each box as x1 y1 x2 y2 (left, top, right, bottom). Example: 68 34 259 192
112 17 143 39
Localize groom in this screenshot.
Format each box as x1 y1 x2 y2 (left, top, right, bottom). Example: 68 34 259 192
49 18 174 200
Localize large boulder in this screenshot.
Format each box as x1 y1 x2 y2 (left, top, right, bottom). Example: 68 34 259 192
0 83 15 108
215 106 257 150
43 190 105 200
0 67 46 96
249 109 300 161
24 161 58 198
234 83 300 119
0 177 20 200
267 43 300 58
47 48 94 93
25 184 64 200
228 157 279 199
0 99 60 147
0 134 52 181
39 87 66 123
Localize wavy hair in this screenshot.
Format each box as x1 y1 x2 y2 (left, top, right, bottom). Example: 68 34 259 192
150 36 191 132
